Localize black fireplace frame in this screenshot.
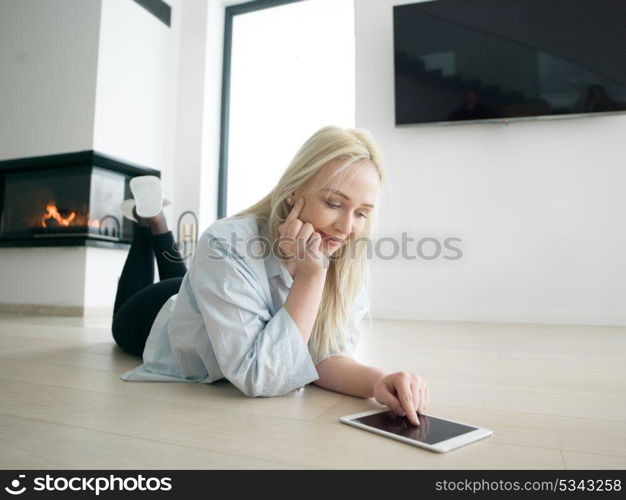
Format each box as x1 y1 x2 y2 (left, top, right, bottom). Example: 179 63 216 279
0 150 160 249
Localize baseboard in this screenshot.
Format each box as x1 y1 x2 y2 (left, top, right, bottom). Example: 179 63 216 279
370 307 626 327
83 306 115 318
0 303 113 317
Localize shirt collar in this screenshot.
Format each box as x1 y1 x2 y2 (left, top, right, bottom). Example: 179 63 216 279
258 218 294 288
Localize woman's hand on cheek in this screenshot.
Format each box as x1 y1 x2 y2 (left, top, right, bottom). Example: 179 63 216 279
277 197 329 277
372 371 430 426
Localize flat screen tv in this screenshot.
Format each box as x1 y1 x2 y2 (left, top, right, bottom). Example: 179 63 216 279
393 0 626 125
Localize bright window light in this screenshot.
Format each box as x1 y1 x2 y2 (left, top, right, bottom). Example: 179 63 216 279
227 0 355 216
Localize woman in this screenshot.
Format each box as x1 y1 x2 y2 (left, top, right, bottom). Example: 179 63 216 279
113 126 429 426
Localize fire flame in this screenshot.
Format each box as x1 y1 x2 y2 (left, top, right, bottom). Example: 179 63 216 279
41 203 76 227
40 203 101 228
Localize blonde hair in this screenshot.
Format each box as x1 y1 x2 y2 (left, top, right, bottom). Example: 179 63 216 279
231 125 386 364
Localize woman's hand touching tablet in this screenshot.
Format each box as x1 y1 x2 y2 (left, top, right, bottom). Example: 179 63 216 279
373 371 430 426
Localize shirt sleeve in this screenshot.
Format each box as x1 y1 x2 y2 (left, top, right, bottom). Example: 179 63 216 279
189 234 319 397
314 286 370 365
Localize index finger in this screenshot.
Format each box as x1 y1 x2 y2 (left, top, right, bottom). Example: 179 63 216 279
397 380 420 426
285 197 304 223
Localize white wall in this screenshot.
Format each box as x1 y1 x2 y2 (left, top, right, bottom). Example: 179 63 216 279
0 0 101 160
93 0 194 268
171 0 210 236
198 0 255 229
0 248 87 307
8 0 622 324
0 0 182 170
94 0 181 200
0 0 183 314
180 0 253 231
0 246 126 313
355 0 626 326
84 247 128 310
0 0 101 314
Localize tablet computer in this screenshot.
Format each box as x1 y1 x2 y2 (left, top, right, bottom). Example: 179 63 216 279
340 408 493 453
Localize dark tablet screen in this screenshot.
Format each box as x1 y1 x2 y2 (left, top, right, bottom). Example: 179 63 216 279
353 411 477 445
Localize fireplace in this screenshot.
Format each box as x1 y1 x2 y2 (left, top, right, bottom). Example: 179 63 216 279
0 151 161 248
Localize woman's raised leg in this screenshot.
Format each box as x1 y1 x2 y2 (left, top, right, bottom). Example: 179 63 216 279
112 276 184 356
147 211 188 281
112 209 187 356
113 219 154 316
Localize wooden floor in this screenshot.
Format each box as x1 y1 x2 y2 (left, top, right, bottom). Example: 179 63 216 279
1 313 625 470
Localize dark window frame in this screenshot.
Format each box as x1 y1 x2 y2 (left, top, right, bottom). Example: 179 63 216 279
218 0 304 219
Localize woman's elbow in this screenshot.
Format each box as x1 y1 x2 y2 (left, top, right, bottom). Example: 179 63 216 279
224 356 318 398
226 368 294 398
237 383 294 398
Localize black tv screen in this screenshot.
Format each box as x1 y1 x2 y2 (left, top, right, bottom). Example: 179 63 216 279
393 0 626 125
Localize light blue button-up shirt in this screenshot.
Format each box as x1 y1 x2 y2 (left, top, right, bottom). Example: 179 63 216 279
120 214 369 397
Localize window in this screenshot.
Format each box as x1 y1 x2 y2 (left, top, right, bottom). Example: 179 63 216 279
220 0 355 217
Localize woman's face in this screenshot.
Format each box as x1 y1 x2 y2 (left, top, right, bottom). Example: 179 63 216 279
290 159 380 257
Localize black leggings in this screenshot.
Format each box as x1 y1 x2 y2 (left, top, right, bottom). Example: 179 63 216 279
112 226 188 357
